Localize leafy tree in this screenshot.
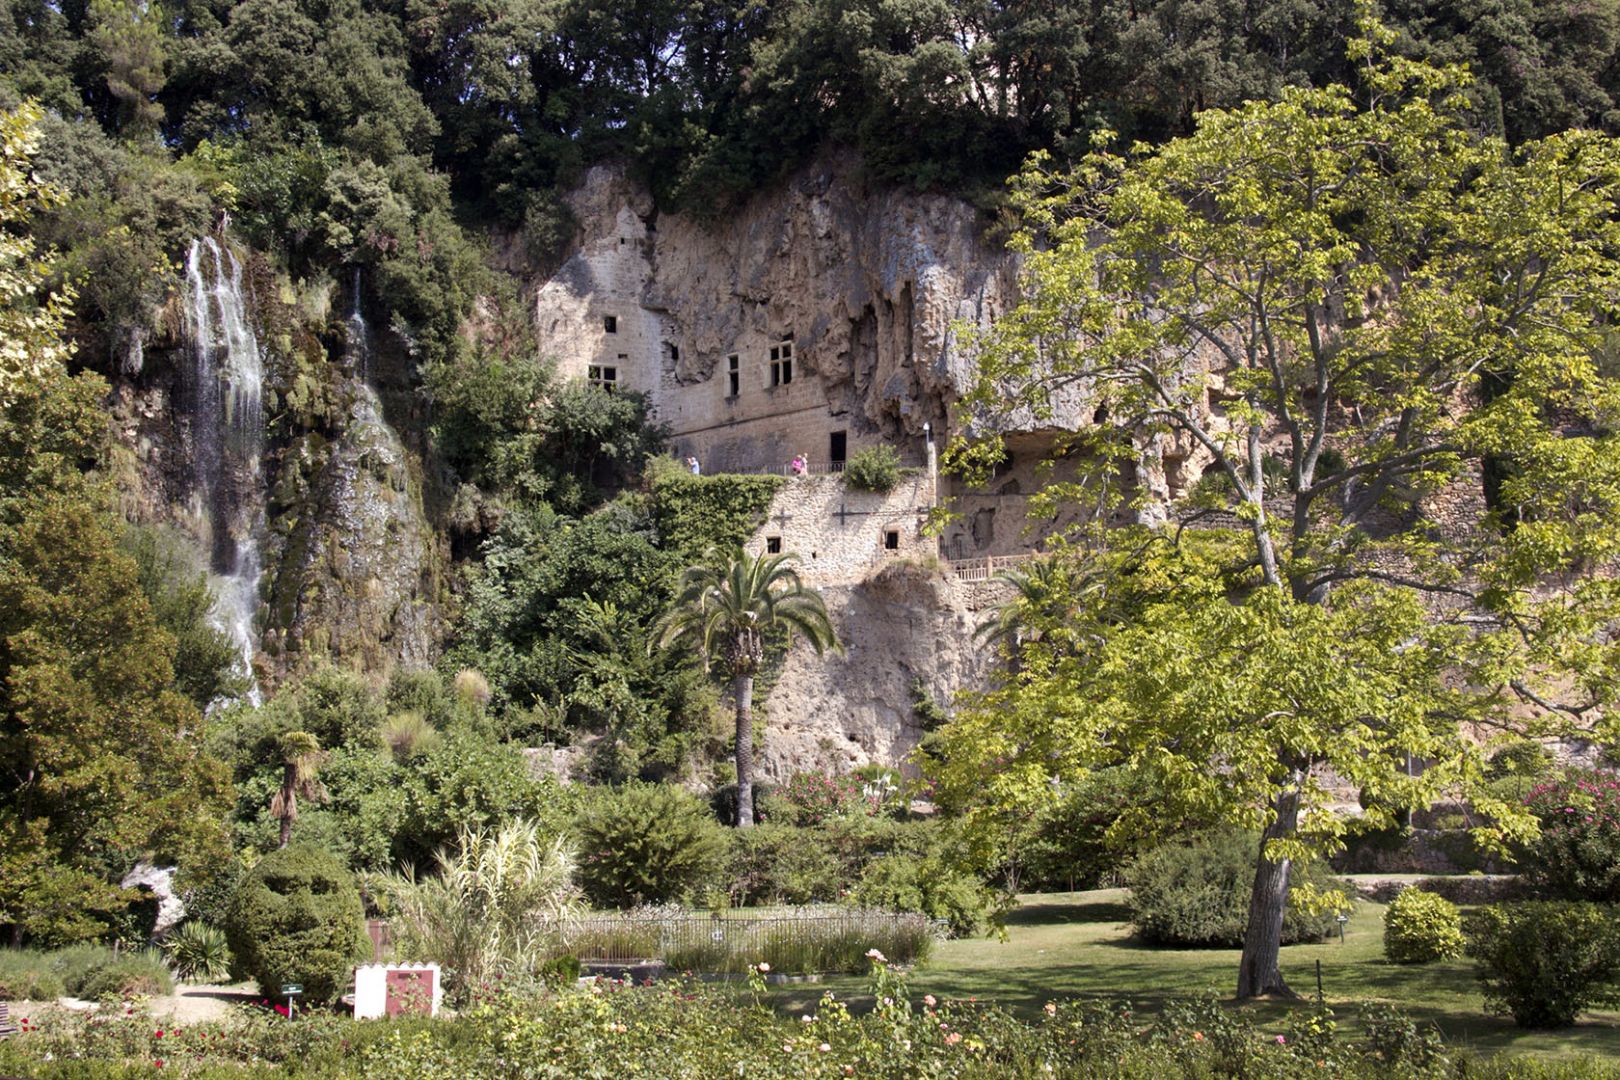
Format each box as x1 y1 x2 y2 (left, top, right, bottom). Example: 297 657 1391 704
269 730 326 849
123 525 246 710
0 102 72 409
656 548 838 827
88 0 167 144
942 16 1620 997
0 103 229 944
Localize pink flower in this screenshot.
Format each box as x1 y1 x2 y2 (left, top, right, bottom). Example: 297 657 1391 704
923 995 937 1008
945 1032 962 1046
1276 1035 1287 1045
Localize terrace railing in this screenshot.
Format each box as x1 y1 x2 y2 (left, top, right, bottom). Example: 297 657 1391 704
946 552 1035 582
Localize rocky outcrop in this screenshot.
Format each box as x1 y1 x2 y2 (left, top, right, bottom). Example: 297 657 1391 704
758 560 1002 779
121 863 185 936
646 162 1017 437
537 159 1025 473
261 383 442 680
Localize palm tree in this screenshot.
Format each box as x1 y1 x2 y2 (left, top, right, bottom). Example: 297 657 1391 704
973 557 1083 652
269 730 326 848
656 547 838 827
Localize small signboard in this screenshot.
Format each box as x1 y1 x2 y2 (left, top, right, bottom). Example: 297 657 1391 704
281 983 303 995
353 964 441 1020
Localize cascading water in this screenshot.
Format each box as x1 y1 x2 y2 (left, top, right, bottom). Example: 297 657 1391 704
184 237 265 706
348 266 369 383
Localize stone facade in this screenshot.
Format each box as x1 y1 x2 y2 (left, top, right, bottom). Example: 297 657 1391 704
535 160 1018 479
744 472 937 587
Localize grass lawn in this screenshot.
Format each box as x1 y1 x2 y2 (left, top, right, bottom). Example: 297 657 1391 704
772 889 1620 1061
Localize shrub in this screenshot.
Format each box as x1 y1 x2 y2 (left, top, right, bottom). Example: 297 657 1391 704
1126 829 1343 947
849 853 993 937
0 950 65 1000
379 711 441 763
575 784 726 908
724 823 843 905
1019 767 1176 891
163 922 233 983
43 944 117 994
74 951 174 1000
376 819 578 1000
1466 901 1620 1028
1383 888 1465 964
842 445 902 493
224 844 368 1003
1523 770 1620 901
563 906 934 974
777 771 867 826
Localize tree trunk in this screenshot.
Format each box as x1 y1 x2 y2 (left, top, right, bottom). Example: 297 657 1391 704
733 673 756 828
278 791 294 849
1237 780 1303 1000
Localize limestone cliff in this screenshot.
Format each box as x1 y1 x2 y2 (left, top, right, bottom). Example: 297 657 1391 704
758 560 1004 779
536 158 1022 473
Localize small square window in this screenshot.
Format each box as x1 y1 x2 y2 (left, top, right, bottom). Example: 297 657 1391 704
883 529 900 551
588 365 618 392
766 537 782 554
727 354 740 398
603 315 618 333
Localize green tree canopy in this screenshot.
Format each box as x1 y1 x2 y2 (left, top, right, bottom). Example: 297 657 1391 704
941 12 1620 998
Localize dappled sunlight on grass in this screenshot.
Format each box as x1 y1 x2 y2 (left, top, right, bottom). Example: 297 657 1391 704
770 888 1620 1060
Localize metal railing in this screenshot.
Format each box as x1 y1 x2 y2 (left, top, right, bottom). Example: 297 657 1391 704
946 553 1036 582
559 909 936 975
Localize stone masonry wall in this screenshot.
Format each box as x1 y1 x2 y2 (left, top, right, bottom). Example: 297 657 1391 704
744 471 938 587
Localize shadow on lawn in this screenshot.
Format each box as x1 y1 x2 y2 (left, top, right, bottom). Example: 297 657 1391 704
1002 898 1131 926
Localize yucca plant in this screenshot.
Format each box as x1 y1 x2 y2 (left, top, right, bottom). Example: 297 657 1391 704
380 710 441 763
163 921 234 983
377 818 579 1000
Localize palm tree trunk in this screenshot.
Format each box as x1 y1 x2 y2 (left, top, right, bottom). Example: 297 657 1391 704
278 781 294 849
733 672 756 828
1237 778 1303 1000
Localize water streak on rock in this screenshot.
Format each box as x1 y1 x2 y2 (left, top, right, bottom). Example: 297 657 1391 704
184 237 265 706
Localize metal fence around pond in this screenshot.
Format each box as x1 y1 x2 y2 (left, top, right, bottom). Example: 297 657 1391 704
558 909 937 975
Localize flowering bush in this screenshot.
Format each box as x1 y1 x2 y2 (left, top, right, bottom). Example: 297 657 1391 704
779 772 869 826
1524 770 1620 901
0 977 1611 1078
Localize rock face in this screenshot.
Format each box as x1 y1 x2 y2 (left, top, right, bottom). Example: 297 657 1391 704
757 560 1003 779
536 158 1021 474
121 862 185 936
261 383 442 679
532 161 1037 774
109 249 446 692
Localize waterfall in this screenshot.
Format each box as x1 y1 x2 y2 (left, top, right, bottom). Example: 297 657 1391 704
348 266 369 383
184 237 265 706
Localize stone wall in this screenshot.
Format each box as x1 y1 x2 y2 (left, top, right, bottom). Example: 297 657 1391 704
744 471 938 587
